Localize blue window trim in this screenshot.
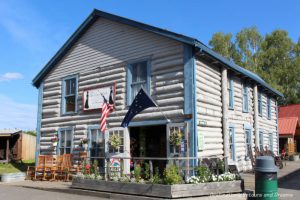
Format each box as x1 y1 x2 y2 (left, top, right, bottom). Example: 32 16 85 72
258 92 262 116
229 124 236 161
35 81 43 165
244 123 252 160
268 132 273 151
259 129 264 151
87 125 101 161
242 82 249 113
61 75 78 115
126 60 151 105
228 77 234 110
57 127 74 155
267 97 271 120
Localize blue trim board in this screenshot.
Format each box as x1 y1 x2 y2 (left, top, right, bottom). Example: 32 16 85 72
183 44 196 173
229 77 234 109
35 82 43 165
128 120 168 127
32 9 283 99
267 97 271 119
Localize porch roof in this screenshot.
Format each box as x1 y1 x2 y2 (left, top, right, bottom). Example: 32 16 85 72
0 129 21 137
278 117 299 136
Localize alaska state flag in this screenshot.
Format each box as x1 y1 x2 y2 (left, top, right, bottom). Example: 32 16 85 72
121 88 156 127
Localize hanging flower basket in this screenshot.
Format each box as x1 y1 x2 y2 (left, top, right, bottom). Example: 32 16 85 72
109 135 121 149
51 136 58 147
170 130 183 146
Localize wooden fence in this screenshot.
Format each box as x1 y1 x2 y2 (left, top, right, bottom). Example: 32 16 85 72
21 133 36 160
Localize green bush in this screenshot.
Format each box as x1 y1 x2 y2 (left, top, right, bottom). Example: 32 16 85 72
144 162 150 180
134 164 141 182
194 166 212 182
163 165 183 185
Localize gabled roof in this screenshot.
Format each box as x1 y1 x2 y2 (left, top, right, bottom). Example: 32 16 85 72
279 104 300 119
278 117 299 136
32 9 283 98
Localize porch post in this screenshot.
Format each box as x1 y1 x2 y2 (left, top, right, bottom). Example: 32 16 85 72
221 67 229 172
254 85 259 148
6 138 9 163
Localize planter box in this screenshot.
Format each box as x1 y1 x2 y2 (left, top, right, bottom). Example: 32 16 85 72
72 178 244 198
0 172 26 182
289 154 299 161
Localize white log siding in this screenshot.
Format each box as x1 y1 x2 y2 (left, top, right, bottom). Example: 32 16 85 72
258 93 278 154
195 59 224 158
40 18 185 154
227 77 254 171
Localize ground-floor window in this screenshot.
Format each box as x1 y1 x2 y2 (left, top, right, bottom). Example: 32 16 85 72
228 125 236 161
88 126 105 173
268 133 273 151
108 129 124 153
244 125 252 160
58 127 73 155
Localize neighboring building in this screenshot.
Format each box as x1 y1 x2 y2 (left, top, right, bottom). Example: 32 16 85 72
0 130 36 163
278 104 300 155
32 9 283 173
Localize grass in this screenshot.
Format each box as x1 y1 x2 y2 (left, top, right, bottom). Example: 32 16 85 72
0 160 35 174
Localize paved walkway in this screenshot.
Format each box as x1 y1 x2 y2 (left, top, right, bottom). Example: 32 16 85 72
241 160 300 191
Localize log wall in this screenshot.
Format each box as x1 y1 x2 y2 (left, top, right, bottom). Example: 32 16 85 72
40 18 184 154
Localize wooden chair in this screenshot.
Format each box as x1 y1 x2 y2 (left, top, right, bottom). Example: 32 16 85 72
51 155 64 181
33 155 46 180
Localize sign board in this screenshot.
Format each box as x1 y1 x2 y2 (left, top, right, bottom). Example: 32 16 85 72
82 84 115 111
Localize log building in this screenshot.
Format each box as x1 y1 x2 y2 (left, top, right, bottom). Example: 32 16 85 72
32 9 283 172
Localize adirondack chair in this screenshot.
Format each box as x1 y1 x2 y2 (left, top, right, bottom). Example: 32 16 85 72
26 155 45 180
51 155 64 181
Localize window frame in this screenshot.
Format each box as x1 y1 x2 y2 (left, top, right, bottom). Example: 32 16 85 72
259 129 264 151
244 124 252 160
267 97 272 120
228 124 236 161
268 132 273 151
242 82 249 113
258 92 262 116
228 76 234 110
57 127 74 155
61 75 78 115
126 60 151 105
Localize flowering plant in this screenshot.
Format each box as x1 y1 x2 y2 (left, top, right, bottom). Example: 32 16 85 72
109 134 122 149
51 136 58 142
169 130 183 146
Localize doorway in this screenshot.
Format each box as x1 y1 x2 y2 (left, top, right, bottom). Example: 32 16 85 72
129 125 166 173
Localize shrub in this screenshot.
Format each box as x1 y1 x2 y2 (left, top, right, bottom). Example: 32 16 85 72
144 162 150 180
91 160 99 177
194 166 212 182
163 165 183 185
134 164 142 182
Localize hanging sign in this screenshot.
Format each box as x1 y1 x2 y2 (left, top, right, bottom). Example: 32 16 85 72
82 83 115 111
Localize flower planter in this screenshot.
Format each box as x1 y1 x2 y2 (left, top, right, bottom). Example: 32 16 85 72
289 154 299 161
0 172 26 182
72 178 244 198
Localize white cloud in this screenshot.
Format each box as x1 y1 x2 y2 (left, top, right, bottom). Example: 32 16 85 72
0 94 37 130
0 72 23 82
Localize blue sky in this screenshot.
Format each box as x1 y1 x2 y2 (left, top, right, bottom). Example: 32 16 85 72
0 0 299 130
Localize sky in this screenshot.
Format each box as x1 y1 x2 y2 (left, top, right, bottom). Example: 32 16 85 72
0 0 299 130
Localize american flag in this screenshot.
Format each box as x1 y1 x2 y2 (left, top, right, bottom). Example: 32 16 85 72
100 88 114 132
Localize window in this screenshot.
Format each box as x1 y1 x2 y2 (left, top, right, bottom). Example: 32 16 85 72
58 128 73 155
268 133 273 151
168 125 185 155
259 130 264 151
242 82 249 112
258 92 262 116
88 126 105 173
62 76 77 114
228 77 234 109
228 125 236 161
244 124 252 160
127 60 150 104
267 97 271 119
108 129 124 153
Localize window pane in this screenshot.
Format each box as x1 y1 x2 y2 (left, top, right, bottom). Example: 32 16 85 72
137 62 147 82
66 131 72 147
65 79 71 95
70 78 76 95
60 132 65 147
65 96 75 112
132 64 138 82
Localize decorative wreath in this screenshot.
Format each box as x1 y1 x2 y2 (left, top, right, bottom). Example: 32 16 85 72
170 130 183 146
109 134 122 149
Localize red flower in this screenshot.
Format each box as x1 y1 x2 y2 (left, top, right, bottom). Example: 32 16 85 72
85 164 91 170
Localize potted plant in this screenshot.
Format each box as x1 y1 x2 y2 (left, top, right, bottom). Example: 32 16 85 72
109 134 121 150
81 137 89 150
51 135 59 147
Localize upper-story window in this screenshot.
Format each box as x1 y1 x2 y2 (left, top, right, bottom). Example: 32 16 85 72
259 130 264 151
258 92 262 116
242 82 249 113
228 77 234 109
267 97 271 119
127 60 150 104
62 76 77 114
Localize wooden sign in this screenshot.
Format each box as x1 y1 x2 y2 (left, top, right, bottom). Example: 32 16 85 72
82 83 115 111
